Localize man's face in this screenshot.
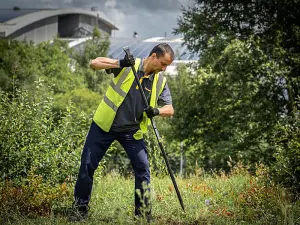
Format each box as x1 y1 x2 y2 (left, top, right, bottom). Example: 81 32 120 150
150 53 173 73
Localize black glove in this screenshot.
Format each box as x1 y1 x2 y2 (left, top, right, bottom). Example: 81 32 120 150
145 106 160 118
119 53 135 67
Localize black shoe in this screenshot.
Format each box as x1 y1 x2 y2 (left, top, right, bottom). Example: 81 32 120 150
68 204 89 222
135 214 155 224
146 214 155 223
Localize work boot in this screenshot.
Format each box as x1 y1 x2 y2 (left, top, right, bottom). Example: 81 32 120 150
135 213 155 224
68 204 89 222
146 214 155 223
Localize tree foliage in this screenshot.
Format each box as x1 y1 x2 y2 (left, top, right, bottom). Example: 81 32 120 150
175 0 300 55
169 38 290 170
0 38 85 95
73 27 110 93
171 0 300 192
175 0 299 114
271 99 300 193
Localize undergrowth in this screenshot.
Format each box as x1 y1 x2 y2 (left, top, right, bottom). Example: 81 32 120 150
1 163 299 225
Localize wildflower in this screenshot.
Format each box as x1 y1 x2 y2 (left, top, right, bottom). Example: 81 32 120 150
205 199 210 206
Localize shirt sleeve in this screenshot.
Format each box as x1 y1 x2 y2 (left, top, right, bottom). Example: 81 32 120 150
157 82 172 106
105 68 123 77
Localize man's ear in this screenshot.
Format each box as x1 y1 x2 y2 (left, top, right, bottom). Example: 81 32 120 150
151 53 156 59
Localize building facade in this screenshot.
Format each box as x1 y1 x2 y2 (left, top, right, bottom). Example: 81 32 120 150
0 8 118 44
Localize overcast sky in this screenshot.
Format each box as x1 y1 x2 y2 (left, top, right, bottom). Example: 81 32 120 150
0 0 193 38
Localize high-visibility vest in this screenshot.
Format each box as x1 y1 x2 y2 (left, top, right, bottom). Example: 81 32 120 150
93 58 167 140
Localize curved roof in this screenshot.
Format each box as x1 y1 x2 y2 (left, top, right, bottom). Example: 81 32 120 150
0 8 118 37
0 9 41 23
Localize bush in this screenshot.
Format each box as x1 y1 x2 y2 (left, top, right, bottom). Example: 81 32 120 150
271 98 300 195
54 87 102 117
0 169 73 220
0 82 89 184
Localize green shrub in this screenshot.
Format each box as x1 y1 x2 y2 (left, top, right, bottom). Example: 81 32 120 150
271 98 300 194
54 88 101 117
0 83 89 184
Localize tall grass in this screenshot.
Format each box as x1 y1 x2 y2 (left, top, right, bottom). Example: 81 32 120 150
1 163 299 225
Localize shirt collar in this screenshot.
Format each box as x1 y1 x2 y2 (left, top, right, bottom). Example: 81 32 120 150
138 58 155 81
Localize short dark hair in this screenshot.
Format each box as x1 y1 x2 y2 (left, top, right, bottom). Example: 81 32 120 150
149 43 174 60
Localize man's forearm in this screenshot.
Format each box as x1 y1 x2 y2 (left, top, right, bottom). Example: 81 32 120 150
90 57 119 70
158 105 174 117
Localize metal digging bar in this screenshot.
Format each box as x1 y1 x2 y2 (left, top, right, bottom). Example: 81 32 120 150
123 47 185 211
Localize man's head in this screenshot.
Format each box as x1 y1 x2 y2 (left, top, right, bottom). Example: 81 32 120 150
147 43 174 73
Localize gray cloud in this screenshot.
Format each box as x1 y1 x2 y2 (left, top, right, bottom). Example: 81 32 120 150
106 0 184 12
68 0 187 12
0 0 192 38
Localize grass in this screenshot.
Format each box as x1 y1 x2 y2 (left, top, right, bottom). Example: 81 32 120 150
1 164 300 225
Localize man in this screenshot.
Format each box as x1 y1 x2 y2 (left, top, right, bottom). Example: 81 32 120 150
70 43 174 222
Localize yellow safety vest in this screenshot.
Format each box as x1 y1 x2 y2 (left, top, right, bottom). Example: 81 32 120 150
93 58 167 140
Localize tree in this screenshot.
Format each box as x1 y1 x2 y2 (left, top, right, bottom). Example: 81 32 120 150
0 38 85 95
36 38 85 94
174 0 300 115
168 37 290 170
175 0 300 55
73 27 110 93
0 40 40 93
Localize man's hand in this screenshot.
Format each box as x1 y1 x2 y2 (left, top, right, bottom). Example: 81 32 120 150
145 106 160 118
119 53 135 67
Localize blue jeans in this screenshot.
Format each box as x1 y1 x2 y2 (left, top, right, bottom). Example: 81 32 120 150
74 121 151 215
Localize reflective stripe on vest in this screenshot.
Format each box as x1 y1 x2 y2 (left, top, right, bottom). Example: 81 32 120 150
109 67 129 98
133 73 167 140
156 73 164 103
